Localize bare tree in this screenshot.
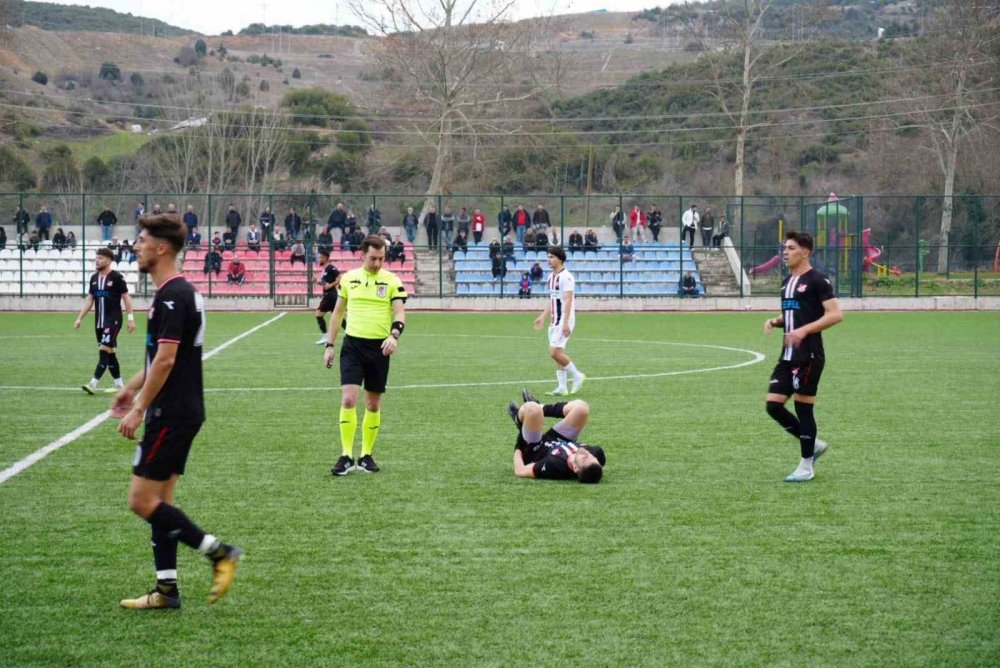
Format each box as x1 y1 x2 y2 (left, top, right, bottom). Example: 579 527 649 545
347 0 559 216
887 1 999 273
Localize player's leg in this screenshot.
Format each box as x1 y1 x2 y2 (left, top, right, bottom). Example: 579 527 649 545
549 342 584 395
551 399 589 441
357 347 390 472
791 358 828 465
83 334 111 394
314 305 328 344
516 401 545 445
334 384 361 475
105 328 124 388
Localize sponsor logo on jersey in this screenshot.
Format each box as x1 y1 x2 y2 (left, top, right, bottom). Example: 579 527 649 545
796 284 808 293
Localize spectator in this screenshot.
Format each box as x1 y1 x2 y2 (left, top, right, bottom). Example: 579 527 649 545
584 229 599 253
512 204 531 244
317 228 334 254
285 207 302 241
225 203 242 238
568 229 583 253
109 236 120 259
402 206 418 243
259 206 276 241
204 248 222 276
620 235 635 262
186 228 202 249
456 207 471 238
472 208 486 245
272 226 288 251
290 240 307 266
497 206 512 239
378 226 392 243
52 227 67 251
211 231 222 251
66 231 76 249
345 209 358 235
712 215 730 249
227 255 246 285
119 239 135 264
222 229 236 252
681 204 698 248
680 271 697 297
549 230 559 247
700 206 715 247
518 272 532 298
648 205 663 242
425 205 440 249
166 203 178 214
610 205 625 243
247 223 262 252
21 231 40 251
502 235 516 264
440 207 455 243
13 204 30 236
523 228 536 253
535 228 549 251
529 261 544 283
151 203 163 215
490 246 507 282
327 202 347 235
450 229 468 258
340 230 352 251
488 238 501 261
366 204 382 236
388 235 407 264
351 228 366 253
629 205 646 243
183 205 199 233
532 203 550 231
34 205 52 241
97 203 117 242
0 224 7 249
133 202 145 235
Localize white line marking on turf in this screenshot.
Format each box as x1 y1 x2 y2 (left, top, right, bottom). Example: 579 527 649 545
0 312 287 485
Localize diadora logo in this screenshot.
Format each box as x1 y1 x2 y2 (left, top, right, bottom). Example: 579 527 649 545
162 301 175 310
796 284 807 293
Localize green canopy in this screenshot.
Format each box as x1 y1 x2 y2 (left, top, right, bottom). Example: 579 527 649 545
816 202 849 218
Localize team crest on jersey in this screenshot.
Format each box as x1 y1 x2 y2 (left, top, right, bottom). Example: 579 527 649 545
376 284 388 298
796 284 808 293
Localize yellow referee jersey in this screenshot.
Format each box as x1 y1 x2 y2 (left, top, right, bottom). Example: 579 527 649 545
337 267 408 339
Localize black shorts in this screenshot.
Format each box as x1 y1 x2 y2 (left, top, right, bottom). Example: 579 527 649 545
95 324 121 348
768 358 825 397
317 290 338 313
132 420 202 481
340 335 390 394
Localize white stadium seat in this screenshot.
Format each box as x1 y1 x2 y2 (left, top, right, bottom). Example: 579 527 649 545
22 249 36 259
0 248 11 258
1 271 13 282
38 271 51 281
60 249 73 258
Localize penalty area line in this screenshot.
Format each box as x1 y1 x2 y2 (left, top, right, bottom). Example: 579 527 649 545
0 312 286 486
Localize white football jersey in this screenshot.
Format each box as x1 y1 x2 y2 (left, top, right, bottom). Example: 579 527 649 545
548 268 576 327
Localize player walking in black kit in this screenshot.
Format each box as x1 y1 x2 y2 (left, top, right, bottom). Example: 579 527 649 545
763 231 843 482
74 247 135 394
111 214 242 609
314 249 341 344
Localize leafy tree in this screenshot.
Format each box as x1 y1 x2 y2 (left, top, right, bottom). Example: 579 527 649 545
336 119 372 154
259 79 270 92
31 71 48 85
130 72 144 88
41 144 80 191
194 39 207 56
235 79 251 98
280 88 351 127
320 151 361 188
99 62 121 81
292 68 302 79
0 146 37 189
82 156 110 190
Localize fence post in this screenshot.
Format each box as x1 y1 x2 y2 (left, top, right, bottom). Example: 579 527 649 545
438 193 444 298
973 197 979 299
914 197 921 297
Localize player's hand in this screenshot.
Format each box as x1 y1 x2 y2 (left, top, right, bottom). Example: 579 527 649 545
73 318 81 329
110 387 135 418
561 322 570 337
324 344 335 368
533 315 544 331
784 328 807 348
764 318 775 335
126 319 136 334
117 407 143 440
381 336 398 357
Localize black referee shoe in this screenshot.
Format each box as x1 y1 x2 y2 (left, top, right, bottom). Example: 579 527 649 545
507 401 522 429
357 455 380 473
332 455 354 476
521 388 538 405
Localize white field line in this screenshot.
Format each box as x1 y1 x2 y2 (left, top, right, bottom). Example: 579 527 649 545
0 312 286 485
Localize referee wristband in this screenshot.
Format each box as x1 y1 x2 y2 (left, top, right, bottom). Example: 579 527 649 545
391 321 405 338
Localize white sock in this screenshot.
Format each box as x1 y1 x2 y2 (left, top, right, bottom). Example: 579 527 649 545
564 362 580 379
556 369 567 389
89 378 99 388
198 534 219 555
113 378 124 388
797 457 814 473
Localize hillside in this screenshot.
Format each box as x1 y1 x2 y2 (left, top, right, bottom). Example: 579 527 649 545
8 0 195 36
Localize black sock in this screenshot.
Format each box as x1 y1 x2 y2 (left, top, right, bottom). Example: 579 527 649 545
794 401 817 459
148 502 207 551
93 350 109 380
542 402 568 418
108 353 121 380
766 401 800 439
151 525 179 596
316 315 327 333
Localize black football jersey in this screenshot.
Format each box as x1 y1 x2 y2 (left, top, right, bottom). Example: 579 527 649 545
779 268 835 362
145 275 205 425
321 264 340 292
89 270 128 328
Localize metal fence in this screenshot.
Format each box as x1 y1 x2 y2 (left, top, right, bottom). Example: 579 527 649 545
2 192 998 299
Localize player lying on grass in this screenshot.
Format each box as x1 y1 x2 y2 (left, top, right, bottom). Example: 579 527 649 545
507 389 605 483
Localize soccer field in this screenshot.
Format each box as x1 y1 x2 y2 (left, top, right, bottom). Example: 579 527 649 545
0 310 997 666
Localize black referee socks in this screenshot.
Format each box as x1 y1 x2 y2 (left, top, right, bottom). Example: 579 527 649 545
108 353 121 380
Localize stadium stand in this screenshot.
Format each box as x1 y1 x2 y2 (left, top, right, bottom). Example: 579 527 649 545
454 242 704 296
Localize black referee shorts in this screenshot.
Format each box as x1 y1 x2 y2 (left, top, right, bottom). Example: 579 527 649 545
768 358 825 397
95 323 121 348
340 335 390 394
317 290 338 313
132 419 202 481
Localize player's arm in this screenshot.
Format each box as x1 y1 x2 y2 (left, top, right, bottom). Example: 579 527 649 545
116 343 177 440
513 448 536 478
122 293 136 333
533 301 550 330
764 314 784 335
786 298 843 347
73 295 94 328
323 294 348 367
561 291 574 334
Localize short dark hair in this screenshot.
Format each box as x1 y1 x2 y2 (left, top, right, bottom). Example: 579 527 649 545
578 463 603 484
360 235 386 254
95 247 114 260
583 445 606 467
139 214 185 253
318 249 330 258
547 246 566 263
786 230 814 251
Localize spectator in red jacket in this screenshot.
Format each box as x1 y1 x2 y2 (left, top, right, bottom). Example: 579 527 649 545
629 205 646 243
227 255 246 285
472 208 486 245
512 204 531 244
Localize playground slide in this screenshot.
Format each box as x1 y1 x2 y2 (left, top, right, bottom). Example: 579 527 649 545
749 254 781 276
861 228 882 268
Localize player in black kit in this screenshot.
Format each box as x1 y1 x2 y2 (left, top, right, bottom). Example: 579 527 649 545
314 249 341 344
763 231 843 482
111 213 242 610
506 389 605 483
74 247 135 394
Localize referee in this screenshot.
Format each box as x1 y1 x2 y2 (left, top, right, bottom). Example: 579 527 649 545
323 235 407 475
